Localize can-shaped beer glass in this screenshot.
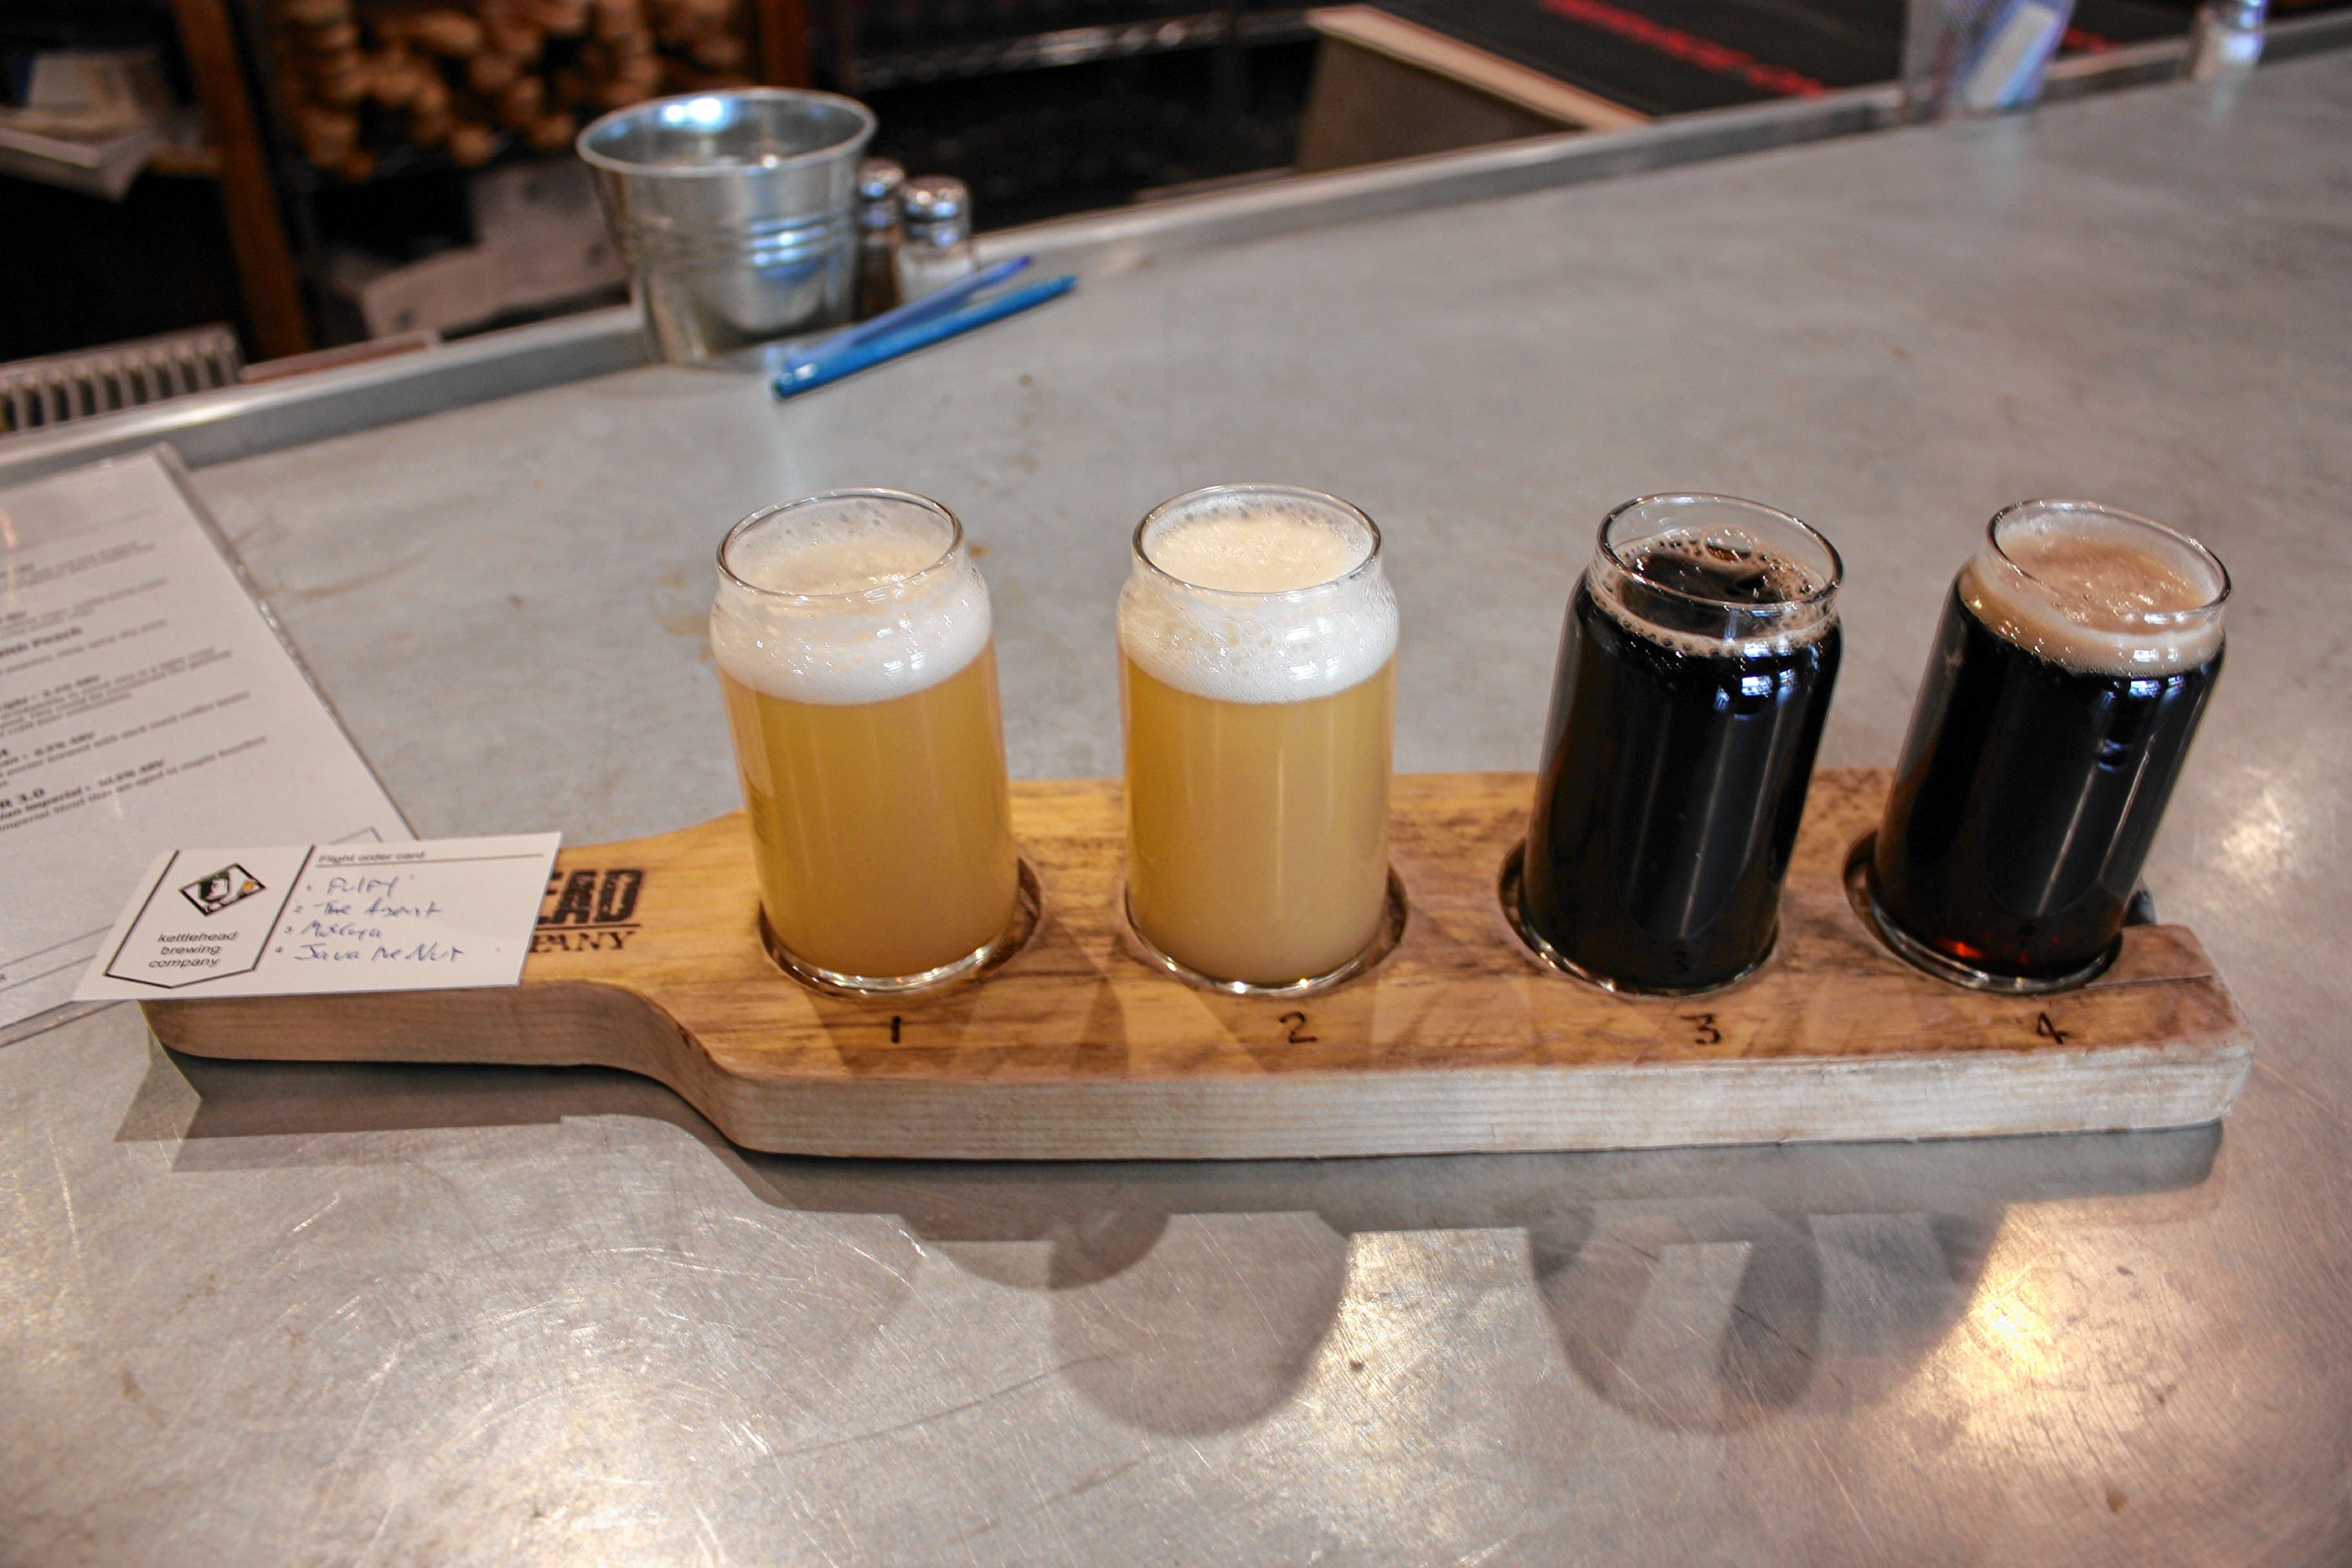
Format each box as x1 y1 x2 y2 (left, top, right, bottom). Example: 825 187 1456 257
711 490 1024 994
1519 495 1843 994
1867 499 2228 991
1118 485 1400 994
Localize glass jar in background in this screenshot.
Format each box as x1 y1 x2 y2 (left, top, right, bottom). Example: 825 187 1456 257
1901 0 2074 119
1519 495 1844 994
1867 500 2228 991
1118 485 1401 996
711 489 1025 995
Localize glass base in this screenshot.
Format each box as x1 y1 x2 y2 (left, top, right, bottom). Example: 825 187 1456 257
1842 834 2119 996
759 858 1042 999
1497 841 1774 999
1123 871 1409 999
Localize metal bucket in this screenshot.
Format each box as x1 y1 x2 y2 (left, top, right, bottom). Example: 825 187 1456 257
578 89 877 365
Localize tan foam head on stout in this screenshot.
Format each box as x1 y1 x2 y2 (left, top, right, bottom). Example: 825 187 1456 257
711 491 991 705
1118 485 1397 703
1589 494 1842 658
1962 501 2227 677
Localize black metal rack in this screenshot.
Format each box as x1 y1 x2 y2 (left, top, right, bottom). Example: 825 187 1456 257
840 4 1311 88
818 0 1317 227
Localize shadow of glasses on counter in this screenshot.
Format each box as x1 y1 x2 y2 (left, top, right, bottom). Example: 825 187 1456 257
120 1041 2221 1439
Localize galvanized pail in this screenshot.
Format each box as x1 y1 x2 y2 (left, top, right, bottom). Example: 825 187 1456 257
578 89 877 365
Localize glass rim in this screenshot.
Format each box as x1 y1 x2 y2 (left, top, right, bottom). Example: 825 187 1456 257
716 488 965 606
1596 493 1844 614
1984 498 2232 622
1131 483 1384 601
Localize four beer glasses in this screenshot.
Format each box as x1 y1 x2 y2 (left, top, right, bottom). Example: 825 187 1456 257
714 485 2217 1006
1118 484 1399 993
1867 500 2228 989
711 489 1022 994
1520 495 1844 993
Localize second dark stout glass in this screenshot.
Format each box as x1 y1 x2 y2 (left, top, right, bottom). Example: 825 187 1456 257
1867 500 2228 989
1521 495 1844 994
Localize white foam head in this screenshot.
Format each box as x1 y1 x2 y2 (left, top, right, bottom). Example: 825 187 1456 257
1960 500 2227 677
1116 485 1398 704
711 490 991 705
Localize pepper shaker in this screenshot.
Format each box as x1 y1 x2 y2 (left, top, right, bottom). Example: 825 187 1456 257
855 158 906 321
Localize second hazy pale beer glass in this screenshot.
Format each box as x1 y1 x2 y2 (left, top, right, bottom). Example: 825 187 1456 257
1521 495 1843 994
1119 485 1399 994
1867 500 2228 990
712 489 1022 994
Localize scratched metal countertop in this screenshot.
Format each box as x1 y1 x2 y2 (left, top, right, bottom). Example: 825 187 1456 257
6 53 2351 1566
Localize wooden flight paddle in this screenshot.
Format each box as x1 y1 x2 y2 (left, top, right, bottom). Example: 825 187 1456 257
143 769 2252 1160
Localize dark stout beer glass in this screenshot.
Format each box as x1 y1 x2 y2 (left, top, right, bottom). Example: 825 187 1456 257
1519 495 1844 994
1867 500 2228 990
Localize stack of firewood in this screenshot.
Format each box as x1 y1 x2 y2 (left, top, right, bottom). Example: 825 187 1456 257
270 0 753 180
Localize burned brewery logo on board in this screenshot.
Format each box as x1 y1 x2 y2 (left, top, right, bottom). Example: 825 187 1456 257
180 863 265 918
535 866 646 953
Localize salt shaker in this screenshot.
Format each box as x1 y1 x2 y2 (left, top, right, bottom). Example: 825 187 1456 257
895 176 976 302
855 158 906 321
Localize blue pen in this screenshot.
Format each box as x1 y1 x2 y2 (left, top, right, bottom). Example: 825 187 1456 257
784 256 1033 371
773 274 1076 400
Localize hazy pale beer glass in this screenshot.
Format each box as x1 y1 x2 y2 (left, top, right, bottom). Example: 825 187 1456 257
711 490 1022 993
1867 500 2228 990
1118 485 1399 993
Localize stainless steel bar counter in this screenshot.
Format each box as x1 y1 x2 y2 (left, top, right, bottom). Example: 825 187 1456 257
6 54 2350 1566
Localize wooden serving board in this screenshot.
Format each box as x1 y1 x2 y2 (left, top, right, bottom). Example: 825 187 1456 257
143 770 2253 1160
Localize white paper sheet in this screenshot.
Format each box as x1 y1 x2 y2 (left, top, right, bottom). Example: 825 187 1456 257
0 447 409 1032
74 833 560 1000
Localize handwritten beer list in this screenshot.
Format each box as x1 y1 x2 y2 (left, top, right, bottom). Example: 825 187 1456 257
0 449 407 1029
74 835 560 1000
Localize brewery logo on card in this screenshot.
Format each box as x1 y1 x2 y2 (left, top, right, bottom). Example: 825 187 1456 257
180 863 265 918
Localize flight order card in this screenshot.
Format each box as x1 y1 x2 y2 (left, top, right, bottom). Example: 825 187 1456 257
74 834 561 1001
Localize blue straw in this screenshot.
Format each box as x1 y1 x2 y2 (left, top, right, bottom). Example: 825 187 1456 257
773 274 1076 400
782 256 1033 371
